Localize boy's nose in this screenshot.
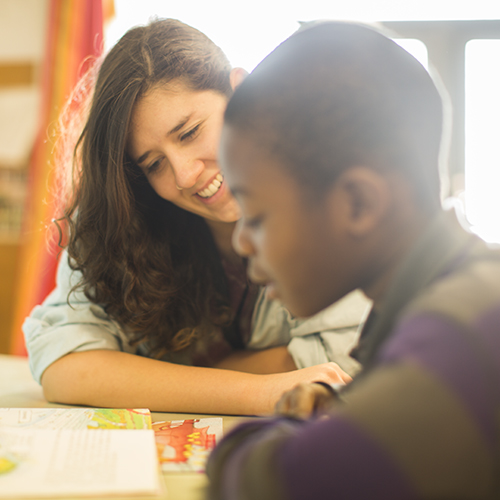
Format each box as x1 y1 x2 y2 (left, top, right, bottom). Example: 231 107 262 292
232 219 254 257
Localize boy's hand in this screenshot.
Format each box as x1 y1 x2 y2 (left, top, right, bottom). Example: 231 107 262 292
259 361 350 416
275 382 338 419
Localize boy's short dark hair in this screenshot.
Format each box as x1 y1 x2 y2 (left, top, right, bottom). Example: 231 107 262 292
225 21 444 211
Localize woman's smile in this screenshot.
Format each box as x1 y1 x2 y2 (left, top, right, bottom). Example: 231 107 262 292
196 173 224 199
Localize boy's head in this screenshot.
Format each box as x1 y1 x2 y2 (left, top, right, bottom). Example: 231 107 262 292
221 22 445 317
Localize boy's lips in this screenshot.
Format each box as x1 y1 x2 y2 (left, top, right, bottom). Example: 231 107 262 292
249 271 279 300
247 263 274 289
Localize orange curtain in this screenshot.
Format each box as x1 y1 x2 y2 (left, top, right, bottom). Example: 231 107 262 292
10 0 113 355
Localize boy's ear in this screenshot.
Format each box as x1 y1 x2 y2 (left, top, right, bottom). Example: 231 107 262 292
230 67 248 91
330 166 391 239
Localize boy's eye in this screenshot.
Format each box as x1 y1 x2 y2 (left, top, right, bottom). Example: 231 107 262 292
180 124 200 142
244 214 264 229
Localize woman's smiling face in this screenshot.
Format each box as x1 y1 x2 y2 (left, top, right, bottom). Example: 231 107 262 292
127 81 241 223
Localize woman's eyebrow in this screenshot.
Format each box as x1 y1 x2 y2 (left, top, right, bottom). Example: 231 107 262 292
136 151 151 165
168 114 193 135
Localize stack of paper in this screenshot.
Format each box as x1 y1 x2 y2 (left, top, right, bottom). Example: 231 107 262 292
0 408 160 498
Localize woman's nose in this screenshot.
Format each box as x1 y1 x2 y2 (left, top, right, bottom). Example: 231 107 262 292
171 157 205 190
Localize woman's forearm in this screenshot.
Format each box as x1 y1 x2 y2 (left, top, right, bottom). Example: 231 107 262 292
40 350 347 415
214 346 297 374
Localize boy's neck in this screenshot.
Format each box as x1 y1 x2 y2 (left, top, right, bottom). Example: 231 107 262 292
362 206 434 309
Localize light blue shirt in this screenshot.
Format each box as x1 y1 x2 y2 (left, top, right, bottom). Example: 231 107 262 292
23 252 370 383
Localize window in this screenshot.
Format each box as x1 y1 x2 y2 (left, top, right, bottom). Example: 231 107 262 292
465 40 500 243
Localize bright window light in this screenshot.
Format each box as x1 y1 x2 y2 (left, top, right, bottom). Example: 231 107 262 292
395 39 428 68
465 40 500 243
105 0 499 70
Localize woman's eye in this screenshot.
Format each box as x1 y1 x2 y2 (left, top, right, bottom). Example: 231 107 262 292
180 124 200 142
146 158 163 175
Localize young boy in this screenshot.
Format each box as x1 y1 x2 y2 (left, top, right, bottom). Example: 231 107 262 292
206 22 500 500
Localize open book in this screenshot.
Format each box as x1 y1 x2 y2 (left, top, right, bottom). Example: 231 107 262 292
0 408 160 498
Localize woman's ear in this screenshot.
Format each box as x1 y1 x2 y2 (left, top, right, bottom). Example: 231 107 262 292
230 67 248 91
331 166 391 239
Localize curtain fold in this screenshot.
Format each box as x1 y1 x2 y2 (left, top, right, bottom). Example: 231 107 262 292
10 0 110 355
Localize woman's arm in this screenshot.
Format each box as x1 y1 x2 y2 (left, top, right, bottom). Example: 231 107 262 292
22 252 135 384
41 350 346 415
29 253 350 414
214 346 297 374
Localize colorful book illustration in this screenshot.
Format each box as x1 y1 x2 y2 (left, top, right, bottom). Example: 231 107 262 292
0 408 160 498
153 418 223 472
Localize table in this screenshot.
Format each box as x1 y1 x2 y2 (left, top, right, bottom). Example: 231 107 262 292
0 354 248 500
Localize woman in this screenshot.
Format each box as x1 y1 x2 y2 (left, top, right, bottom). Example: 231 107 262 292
23 19 358 415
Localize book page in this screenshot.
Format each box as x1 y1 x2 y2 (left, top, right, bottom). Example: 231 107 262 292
0 428 160 497
0 408 152 430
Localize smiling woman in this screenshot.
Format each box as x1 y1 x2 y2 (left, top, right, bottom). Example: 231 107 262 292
21 18 353 415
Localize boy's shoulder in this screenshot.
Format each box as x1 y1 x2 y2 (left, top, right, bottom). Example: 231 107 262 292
404 238 500 330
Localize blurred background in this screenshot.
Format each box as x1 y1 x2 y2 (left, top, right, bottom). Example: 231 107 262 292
1 0 499 355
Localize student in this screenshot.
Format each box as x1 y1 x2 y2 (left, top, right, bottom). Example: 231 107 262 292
206 21 500 498
22 19 367 415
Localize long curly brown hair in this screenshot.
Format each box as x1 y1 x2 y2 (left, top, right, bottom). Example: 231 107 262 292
60 19 240 356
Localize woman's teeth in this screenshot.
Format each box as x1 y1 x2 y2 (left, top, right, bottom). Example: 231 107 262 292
198 174 223 198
